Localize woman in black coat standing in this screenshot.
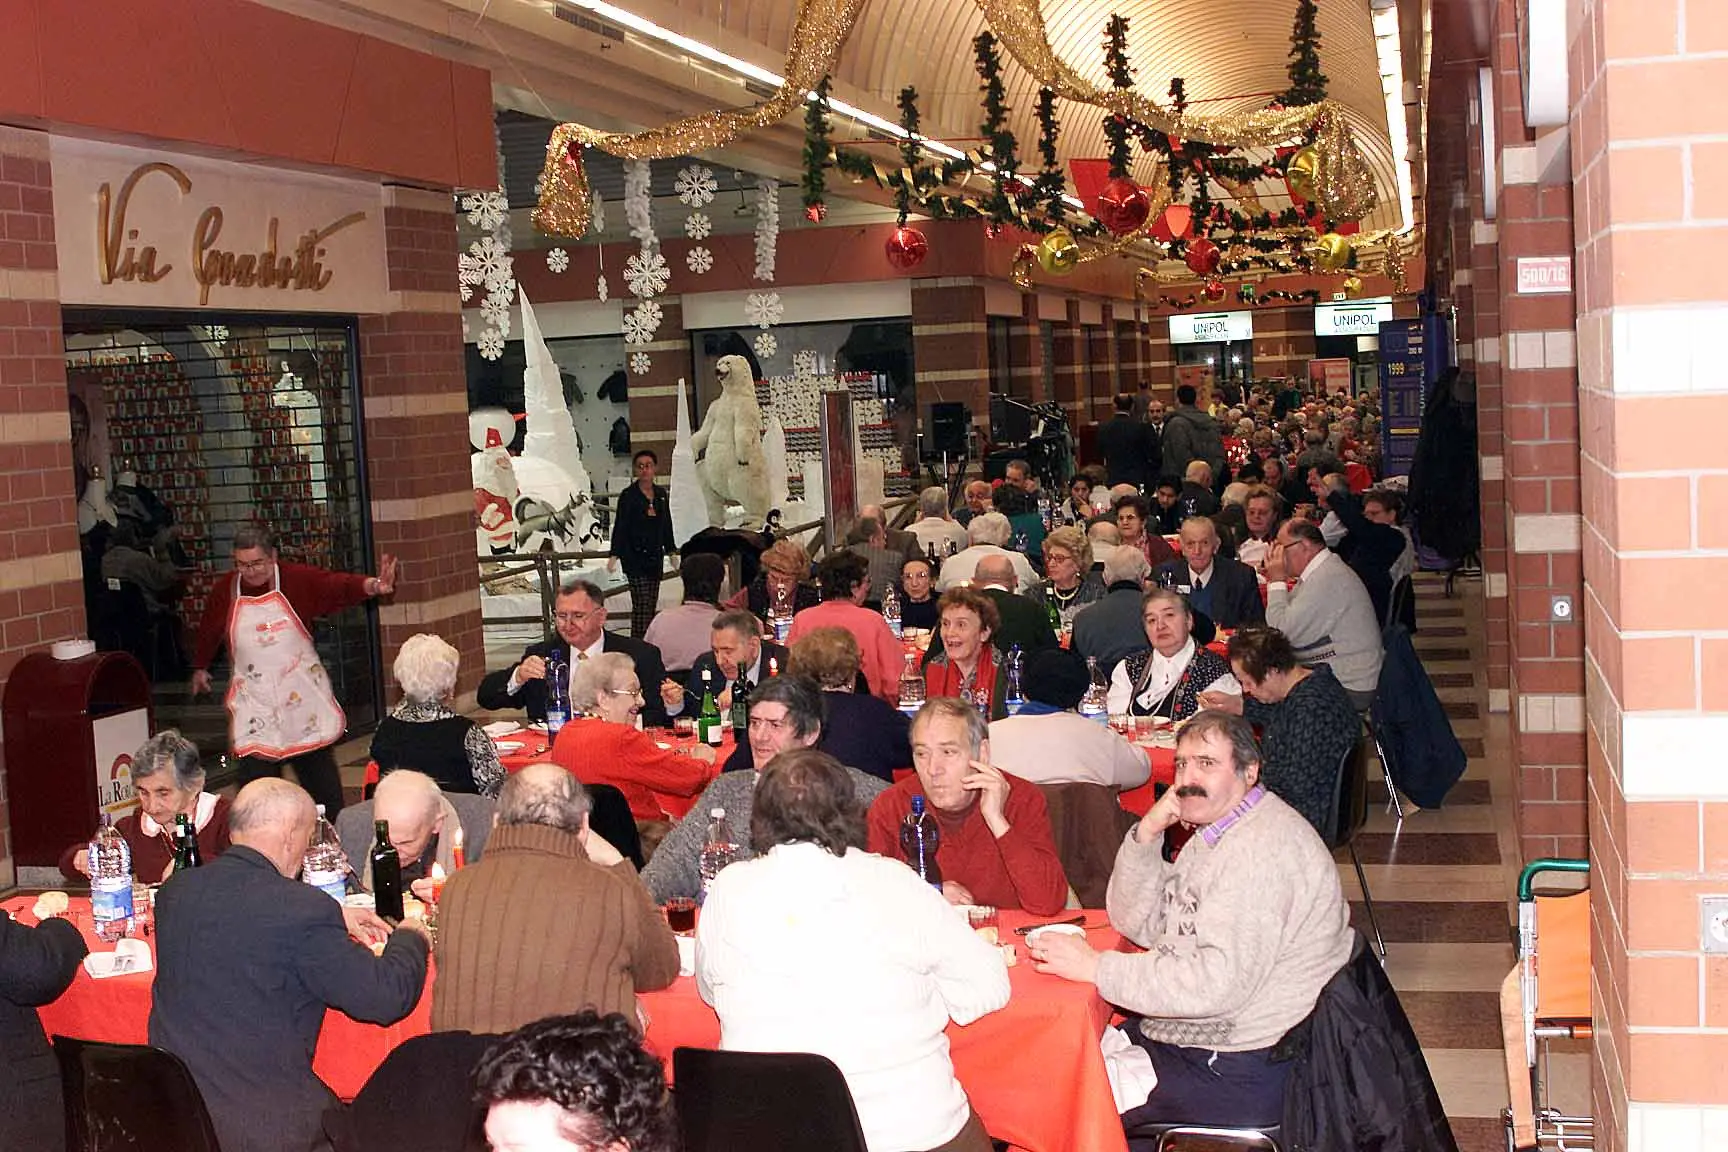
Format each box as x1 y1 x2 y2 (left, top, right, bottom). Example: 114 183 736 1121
609 448 678 639
2 907 89 1152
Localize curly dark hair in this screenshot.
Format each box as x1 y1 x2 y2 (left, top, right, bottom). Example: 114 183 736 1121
991 483 1034 516
815 551 869 601
936 586 1000 637
750 748 867 857
1225 626 1299 683
473 1011 676 1152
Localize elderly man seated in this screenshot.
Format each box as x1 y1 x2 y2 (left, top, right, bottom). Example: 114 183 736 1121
866 697 1068 915
1154 516 1265 630
59 729 231 882
337 769 494 902
641 676 890 903
659 609 788 719
1108 587 1240 720
1029 711 1353 1131
909 485 971 555
987 650 1151 790
432 764 677 1034
937 511 1040 592
954 479 993 527
1265 519 1384 710
1072 546 1153 676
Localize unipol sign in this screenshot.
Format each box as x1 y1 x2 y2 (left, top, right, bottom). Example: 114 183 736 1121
1169 311 1253 345
1315 300 1394 336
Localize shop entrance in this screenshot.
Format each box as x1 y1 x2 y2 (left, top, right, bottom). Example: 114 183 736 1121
61 312 382 766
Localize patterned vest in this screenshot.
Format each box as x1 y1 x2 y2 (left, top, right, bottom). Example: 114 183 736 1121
1119 646 1232 720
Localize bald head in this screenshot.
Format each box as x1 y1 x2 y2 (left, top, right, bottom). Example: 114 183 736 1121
974 555 1017 590
229 778 316 877
496 762 593 834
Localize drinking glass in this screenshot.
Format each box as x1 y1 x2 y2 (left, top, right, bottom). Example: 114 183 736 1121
663 898 697 935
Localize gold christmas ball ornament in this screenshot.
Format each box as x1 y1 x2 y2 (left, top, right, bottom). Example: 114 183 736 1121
1285 146 1320 204
1342 275 1364 298
1035 228 1080 276
1313 232 1351 273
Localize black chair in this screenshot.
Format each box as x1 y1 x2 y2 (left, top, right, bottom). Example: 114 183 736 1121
53 1035 222 1152
589 782 646 869
1329 736 1387 961
672 1047 869 1152
324 1030 498 1152
1126 1122 1283 1152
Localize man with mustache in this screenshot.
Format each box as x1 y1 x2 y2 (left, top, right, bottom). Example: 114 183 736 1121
1029 711 1352 1133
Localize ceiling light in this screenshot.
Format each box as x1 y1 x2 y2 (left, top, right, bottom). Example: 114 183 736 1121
1372 4 1416 233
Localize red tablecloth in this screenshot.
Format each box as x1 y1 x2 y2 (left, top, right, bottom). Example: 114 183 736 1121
15 898 1129 1152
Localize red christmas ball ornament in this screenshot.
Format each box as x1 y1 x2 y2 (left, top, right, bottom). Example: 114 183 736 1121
1185 237 1222 277
1202 279 1226 303
1094 176 1151 237
885 225 929 271
804 201 827 223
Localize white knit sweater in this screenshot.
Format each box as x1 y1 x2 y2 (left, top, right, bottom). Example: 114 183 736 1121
1095 791 1353 1052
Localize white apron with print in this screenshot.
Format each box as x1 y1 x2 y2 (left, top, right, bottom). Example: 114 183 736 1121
225 584 346 760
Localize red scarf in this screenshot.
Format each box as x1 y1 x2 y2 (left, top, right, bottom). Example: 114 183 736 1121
925 645 998 710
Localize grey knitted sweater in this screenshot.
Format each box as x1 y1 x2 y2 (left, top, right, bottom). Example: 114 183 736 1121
1095 791 1352 1052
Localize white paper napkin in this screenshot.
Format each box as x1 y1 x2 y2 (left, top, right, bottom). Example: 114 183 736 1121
84 938 153 979
1100 1023 1159 1112
483 720 523 738
676 935 696 977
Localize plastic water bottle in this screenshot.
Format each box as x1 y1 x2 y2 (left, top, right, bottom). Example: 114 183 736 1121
882 582 902 638
89 814 134 941
1004 645 1025 715
301 804 348 903
1037 491 1053 531
545 655 569 737
898 795 943 888
698 808 739 900
897 650 926 717
1080 655 1109 724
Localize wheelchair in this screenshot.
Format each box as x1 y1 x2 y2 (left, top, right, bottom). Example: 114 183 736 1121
1501 858 1593 1150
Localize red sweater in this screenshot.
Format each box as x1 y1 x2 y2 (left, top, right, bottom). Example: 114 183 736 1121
865 773 1068 915
193 562 373 671
550 718 719 821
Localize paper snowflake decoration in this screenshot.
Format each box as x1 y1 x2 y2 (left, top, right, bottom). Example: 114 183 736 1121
675 164 718 208
462 191 508 231
480 292 513 334
685 212 712 240
459 280 473 302
753 178 780 282
624 250 670 299
623 300 663 345
467 237 513 292
546 247 570 273
201 325 229 344
686 246 714 274
744 291 783 329
791 349 819 379
596 274 608 303
753 331 778 359
630 351 652 375
591 192 605 234
477 327 506 361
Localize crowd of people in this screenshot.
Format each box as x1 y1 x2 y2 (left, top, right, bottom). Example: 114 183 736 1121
3 379 1445 1152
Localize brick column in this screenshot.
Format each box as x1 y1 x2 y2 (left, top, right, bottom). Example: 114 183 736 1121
358 186 485 707
1049 300 1081 419
1113 309 1142 410
911 281 989 437
1003 292 1044 405
0 126 82 888
1571 2 1728 1147
1144 312 1173 399
1086 316 1113 425
1247 304 1316 383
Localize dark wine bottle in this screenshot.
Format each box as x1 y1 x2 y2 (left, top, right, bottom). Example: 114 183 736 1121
370 819 404 921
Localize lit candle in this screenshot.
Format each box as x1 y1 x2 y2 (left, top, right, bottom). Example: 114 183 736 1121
430 861 447 904
451 826 465 870
768 657 779 678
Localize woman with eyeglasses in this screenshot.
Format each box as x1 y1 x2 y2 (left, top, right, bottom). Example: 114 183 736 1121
549 652 718 823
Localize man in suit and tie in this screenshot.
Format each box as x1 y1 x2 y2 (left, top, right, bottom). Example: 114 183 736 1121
1155 517 1266 630
659 609 788 719
478 579 672 727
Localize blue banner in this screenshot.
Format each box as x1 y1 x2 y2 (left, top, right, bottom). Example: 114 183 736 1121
1378 318 1426 478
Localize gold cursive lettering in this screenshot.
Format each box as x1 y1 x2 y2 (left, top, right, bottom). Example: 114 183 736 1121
97 162 191 285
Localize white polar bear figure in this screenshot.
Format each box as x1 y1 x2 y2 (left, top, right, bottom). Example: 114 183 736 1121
691 354 770 528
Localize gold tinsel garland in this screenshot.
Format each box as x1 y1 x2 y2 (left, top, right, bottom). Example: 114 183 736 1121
534 0 1386 240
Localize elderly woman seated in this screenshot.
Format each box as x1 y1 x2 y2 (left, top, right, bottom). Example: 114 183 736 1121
1106 587 1240 721
1029 525 1108 634
723 538 820 627
550 652 718 823
370 633 504 797
59 730 231 882
921 588 1010 721
784 626 913 782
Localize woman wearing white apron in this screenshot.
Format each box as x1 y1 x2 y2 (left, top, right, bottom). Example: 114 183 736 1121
191 525 397 816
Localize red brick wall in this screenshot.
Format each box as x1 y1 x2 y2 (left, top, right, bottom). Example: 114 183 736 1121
0 126 82 888
911 283 990 442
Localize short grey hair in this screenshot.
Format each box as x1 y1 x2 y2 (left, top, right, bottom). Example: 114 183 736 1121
372 768 442 825
918 486 949 518
571 651 636 712
1087 520 1121 547
1221 482 1251 508
911 697 988 757
556 578 607 606
229 778 314 835
1141 585 1192 619
968 511 1012 547
496 763 593 833
1102 545 1151 586
392 633 459 703
1184 460 1213 487
712 609 762 639
133 730 204 793
231 524 276 554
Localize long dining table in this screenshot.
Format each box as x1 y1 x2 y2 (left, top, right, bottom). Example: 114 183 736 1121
10 896 1132 1152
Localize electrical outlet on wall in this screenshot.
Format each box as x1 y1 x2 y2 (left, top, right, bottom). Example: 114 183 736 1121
1701 897 1728 954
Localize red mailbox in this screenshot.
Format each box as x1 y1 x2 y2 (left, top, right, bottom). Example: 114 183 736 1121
3 650 154 867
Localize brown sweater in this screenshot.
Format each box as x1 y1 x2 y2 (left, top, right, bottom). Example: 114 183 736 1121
430 823 679 1033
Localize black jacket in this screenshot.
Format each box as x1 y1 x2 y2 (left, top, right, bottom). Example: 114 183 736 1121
0 912 87 1152
477 632 671 728
1281 933 1460 1152
1327 490 1408 626
676 641 789 715
720 689 914 782
1371 624 1466 809
1158 405 1226 484
1071 584 1150 677
1406 369 1480 564
149 846 429 1152
1155 556 1265 630
1095 414 1160 488
609 483 676 578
